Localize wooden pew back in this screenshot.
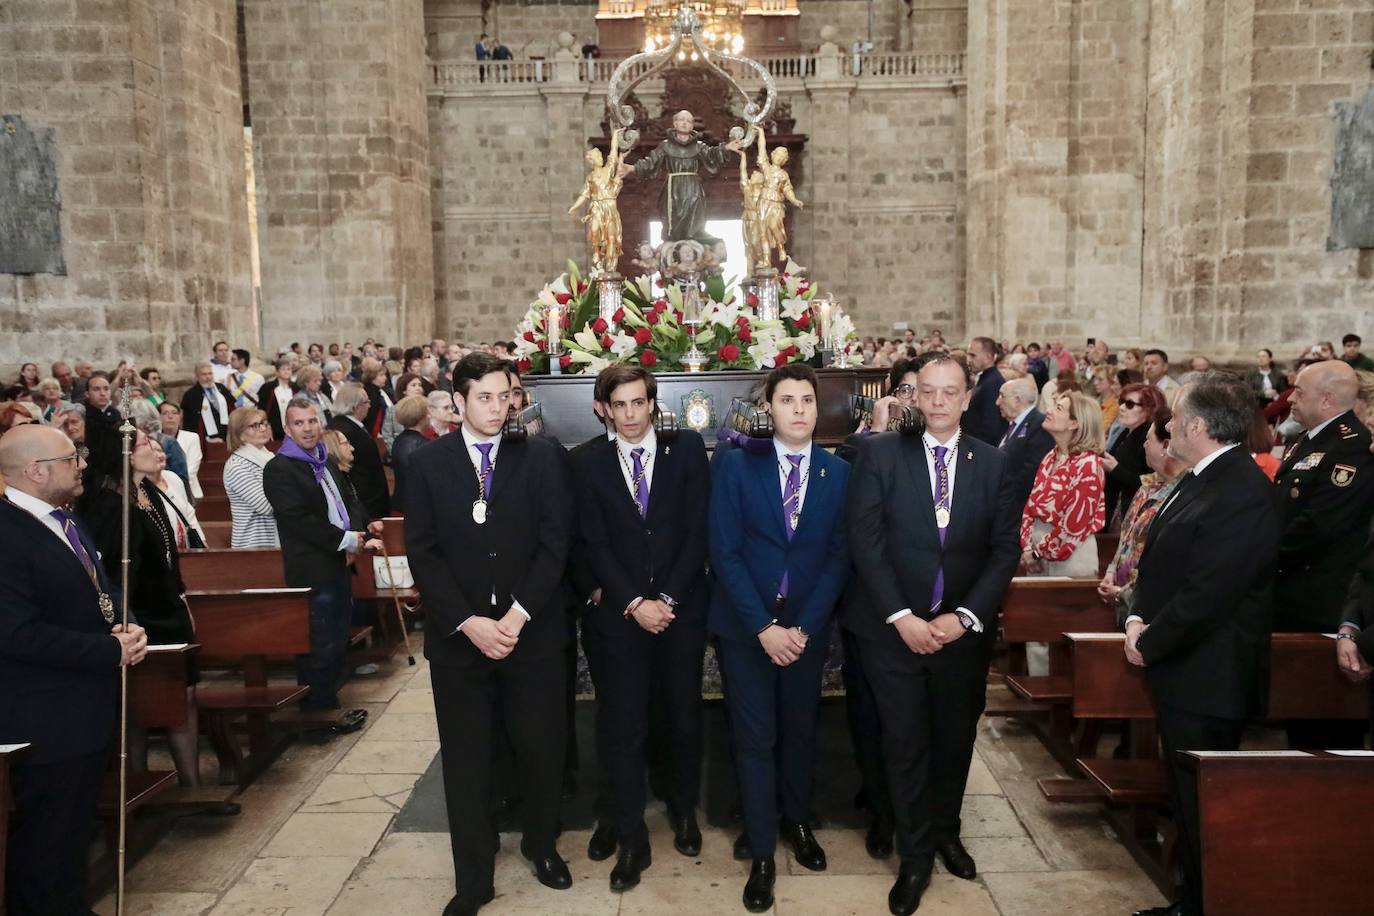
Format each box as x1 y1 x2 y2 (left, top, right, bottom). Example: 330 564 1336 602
188 589 312 668
1067 633 1155 718
1001 578 1114 643
131 644 197 729
181 549 286 591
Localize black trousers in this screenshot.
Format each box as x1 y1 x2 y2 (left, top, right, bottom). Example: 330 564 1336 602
580 614 616 825
842 628 893 826
6 748 109 916
431 650 566 901
862 637 988 868
594 604 705 851
1155 703 1245 914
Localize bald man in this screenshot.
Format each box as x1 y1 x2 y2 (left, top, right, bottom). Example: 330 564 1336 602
1 425 148 915
1273 360 1374 748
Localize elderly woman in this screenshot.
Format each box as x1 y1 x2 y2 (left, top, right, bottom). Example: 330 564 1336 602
321 428 366 509
322 359 345 399
389 394 430 513
52 402 86 446
296 364 334 424
424 390 457 439
223 407 279 548
36 377 68 424
1098 408 1185 622
158 401 203 500
129 398 191 497
1102 382 1167 525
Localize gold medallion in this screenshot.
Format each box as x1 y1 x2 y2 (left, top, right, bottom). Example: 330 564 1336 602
472 499 488 524
935 506 951 528
98 592 115 624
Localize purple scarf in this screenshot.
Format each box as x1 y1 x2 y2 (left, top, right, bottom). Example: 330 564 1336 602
278 437 351 527
716 427 774 455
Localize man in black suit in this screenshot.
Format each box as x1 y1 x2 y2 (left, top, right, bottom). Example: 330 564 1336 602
1271 359 1373 750
995 375 1054 512
327 382 390 519
82 371 122 428
263 398 376 724
1338 524 1374 739
845 353 1020 915
405 353 575 916
1125 373 1280 916
574 365 711 893
178 361 235 442
1 425 149 916
961 336 1006 445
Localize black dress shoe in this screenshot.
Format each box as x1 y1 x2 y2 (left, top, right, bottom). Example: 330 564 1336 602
934 837 976 880
1132 905 1183 916
780 819 826 872
670 811 702 857
587 823 618 861
733 832 751 861
866 821 894 860
525 851 572 890
327 708 368 734
742 857 776 913
609 845 652 892
442 887 494 916
888 865 932 915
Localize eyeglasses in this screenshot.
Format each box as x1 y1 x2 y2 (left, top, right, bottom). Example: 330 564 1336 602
893 383 916 400
248 420 270 430
34 447 89 465
1120 399 1143 410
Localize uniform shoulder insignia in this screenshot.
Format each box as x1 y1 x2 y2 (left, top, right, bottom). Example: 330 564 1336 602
1332 464 1357 488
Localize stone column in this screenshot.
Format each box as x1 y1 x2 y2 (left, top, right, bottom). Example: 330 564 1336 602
801 78 857 312
1 0 255 371
243 0 435 350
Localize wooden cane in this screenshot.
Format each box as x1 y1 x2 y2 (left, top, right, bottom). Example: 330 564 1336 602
378 536 416 666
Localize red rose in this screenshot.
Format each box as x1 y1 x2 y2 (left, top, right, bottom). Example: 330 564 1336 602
634 327 653 345
655 277 665 288
577 280 588 293
559 354 573 371
673 310 683 323
522 330 535 343
591 317 608 334
601 333 614 349
773 352 788 367
739 327 752 343
746 292 759 307
783 345 799 356
794 312 812 330
537 340 548 352
515 357 532 373
612 308 625 324
654 299 669 312
797 282 810 295
718 344 740 362
554 292 572 305
640 349 658 367
646 310 659 325
736 315 750 328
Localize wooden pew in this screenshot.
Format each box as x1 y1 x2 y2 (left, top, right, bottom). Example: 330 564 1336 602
0 742 28 906
194 497 232 523
202 440 228 462
200 520 231 548
1184 750 1374 916
188 589 312 784
352 518 420 644
197 478 226 500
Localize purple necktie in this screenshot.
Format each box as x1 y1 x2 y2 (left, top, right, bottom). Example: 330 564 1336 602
779 453 803 598
631 447 650 518
475 442 493 498
930 444 950 615
50 508 100 585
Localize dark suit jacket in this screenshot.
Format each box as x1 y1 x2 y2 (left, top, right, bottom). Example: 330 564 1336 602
1272 410 1374 631
404 433 573 667
327 415 390 519
362 382 389 437
575 429 711 619
1342 522 1374 664
257 379 296 441
262 453 371 588
708 446 850 642
390 428 427 514
843 430 1021 647
1104 422 1148 522
179 382 235 440
964 368 1007 445
1135 446 1279 720
0 498 123 764
1000 407 1054 513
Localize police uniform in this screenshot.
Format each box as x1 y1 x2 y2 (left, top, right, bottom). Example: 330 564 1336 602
1273 409 1374 748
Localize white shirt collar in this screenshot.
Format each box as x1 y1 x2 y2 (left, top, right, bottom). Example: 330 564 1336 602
1305 412 1342 440
6 487 60 520
1191 442 1239 476
923 427 961 451
344 414 364 429
1011 405 1034 428
772 437 813 465
616 427 657 458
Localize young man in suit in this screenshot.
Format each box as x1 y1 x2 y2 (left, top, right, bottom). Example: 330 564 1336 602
1 425 148 915
263 399 376 726
709 363 851 912
844 352 1021 916
256 357 298 440
326 382 390 519
1125 374 1280 916
996 375 1054 512
574 365 711 892
178 361 235 442
405 353 575 916
962 336 1006 445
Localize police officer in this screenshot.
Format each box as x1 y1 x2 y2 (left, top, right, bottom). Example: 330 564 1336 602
1272 359 1374 748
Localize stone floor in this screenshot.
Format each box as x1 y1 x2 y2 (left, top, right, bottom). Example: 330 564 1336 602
98 642 1167 915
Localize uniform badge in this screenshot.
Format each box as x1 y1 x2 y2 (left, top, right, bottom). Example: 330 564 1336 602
1339 423 1357 440
1332 464 1357 488
1293 452 1325 471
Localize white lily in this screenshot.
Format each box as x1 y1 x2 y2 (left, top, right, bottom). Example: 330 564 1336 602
781 297 810 321
573 327 603 352
609 332 639 358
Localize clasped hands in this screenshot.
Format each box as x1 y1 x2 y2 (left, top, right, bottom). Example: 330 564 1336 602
356 520 385 553
894 612 966 656
463 607 528 661
112 623 148 667
759 624 808 666
631 598 675 635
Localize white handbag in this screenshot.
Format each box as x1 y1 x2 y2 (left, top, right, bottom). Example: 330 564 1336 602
372 554 414 590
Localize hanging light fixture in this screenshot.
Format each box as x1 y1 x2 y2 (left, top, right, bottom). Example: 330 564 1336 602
643 0 746 55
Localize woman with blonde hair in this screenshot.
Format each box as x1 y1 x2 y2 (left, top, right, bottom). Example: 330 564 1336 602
1020 391 1106 578
223 407 278 548
1089 364 1119 429
296 364 334 424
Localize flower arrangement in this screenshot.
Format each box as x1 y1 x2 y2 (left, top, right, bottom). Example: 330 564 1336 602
511 260 861 375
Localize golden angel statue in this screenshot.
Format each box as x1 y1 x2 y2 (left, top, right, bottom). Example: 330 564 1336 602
753 131 803 266
569 128 628 274
738 147 768 274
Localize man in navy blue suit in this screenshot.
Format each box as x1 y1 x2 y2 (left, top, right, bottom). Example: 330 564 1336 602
709 363 850 913
1 424 148 916
962 337 1006 445
995 375 1054 512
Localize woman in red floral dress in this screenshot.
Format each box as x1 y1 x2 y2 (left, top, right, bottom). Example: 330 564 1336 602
1020 391 1107 578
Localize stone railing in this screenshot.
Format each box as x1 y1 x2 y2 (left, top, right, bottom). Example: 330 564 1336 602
431 51 965 88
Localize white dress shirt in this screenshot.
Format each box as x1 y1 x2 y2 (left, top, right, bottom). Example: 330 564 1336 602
773 437 813 520
615 428 657 501
886 428 984 632
6 488 74 556
456 425 527 631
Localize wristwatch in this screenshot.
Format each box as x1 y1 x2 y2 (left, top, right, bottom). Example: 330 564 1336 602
955 610 976 631
1336 632 1357 642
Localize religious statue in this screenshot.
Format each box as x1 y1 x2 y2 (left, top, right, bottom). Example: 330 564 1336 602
568 128 628 274
737 147 767 274
753 131 803 266
618 109 741 248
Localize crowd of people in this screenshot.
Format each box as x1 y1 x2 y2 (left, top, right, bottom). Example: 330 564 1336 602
3 327 1374 916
